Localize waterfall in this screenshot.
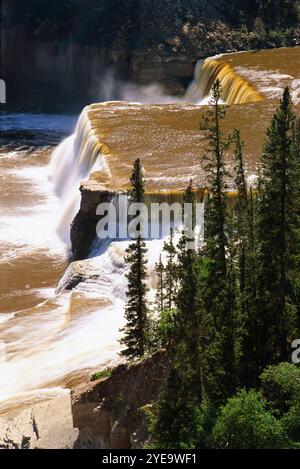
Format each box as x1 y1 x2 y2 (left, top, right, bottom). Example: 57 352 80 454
185 57 264 105
49 106 109 244
48 55 264 247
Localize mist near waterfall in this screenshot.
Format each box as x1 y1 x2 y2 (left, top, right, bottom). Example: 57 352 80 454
89 68 183 105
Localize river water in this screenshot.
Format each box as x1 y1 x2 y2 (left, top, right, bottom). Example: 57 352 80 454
0 46 299 413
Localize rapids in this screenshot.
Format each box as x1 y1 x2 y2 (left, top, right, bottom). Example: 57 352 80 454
0 46 299 413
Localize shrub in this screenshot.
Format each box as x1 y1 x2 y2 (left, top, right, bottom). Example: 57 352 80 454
267 30 287 46
250 32 264 49
260 362 300 414
90 368 112 381
213 389 288 449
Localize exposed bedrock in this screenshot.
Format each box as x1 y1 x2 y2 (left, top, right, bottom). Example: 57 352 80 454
70 182 116 261
0 392 78 449
71 350 169 449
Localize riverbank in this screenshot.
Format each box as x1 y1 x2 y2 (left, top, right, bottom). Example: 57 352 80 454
0 351 168 449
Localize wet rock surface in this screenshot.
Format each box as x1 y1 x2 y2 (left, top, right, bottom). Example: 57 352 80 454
70 183 115 261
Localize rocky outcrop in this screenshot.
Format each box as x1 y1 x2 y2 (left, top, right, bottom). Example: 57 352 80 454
0 350 169 449
0 392 78 449
71 350 169 449
71 181 116 260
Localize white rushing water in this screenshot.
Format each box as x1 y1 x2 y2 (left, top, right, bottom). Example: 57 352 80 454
49 107 110 244
0 111 167 412
0 59 232 410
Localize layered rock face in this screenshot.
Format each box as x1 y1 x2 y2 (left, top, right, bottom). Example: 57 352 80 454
71 182 115 260
2 0 299 111
72 350 169 449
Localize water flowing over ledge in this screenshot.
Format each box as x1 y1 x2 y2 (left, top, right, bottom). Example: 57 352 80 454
185 57 264 104
1 46 300 415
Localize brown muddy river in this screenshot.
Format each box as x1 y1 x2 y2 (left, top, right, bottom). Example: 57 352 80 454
0 46 299 413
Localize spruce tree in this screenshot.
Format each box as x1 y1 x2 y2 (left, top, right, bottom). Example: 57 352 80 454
155 254 165 315
163 228 177 311
120 159 149 360
199 80 235 403
176 181 203 401
153 182 203 447
255 87 299 369
231 129 259 387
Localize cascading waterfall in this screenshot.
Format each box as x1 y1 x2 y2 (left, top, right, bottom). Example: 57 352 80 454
0 53 262 412
1 46 299 416
49 106 109 244
185 57 264 105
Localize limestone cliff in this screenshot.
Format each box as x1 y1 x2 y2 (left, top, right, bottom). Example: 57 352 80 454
71 350 169 449
0 392 78 449
70 181 117 260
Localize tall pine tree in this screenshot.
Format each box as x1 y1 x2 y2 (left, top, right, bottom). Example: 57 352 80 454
153 182 203 448
255 87 299 369
163 228 178 311
155 254 165 315
199 80 235 403
231 129 259 387
120 159 149 360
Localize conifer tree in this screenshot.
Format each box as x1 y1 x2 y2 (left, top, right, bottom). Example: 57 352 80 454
163 228 177 311
231 129 259 387
176 181 203 401
255 87 299 369
155 254 165 315
120 159 149 360
199 80 235 403
153 183 203 447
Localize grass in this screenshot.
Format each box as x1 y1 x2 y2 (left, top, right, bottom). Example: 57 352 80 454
90 368 112 382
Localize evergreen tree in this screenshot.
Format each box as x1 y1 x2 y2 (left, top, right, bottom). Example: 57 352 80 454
163 228 177 311
153 182 204 446
154 254 165 315
120 159 149 360
255 87 299 369
231 129 259 387
176 181 202 400
199 80 235 403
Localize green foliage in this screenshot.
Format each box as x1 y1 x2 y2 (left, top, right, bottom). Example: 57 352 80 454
153 364 216 449
154 255 165 315
154 308 178 349
199 80 235 403
128 157 145 205
120 158 149 360
147 87 300 449
255 88 300 369
267 29 287 46
260 362 300 414
90 368 112 381
250 32 264 49
281 406 300 446
163 229 178 311
259 363 300 447
212 389 288 449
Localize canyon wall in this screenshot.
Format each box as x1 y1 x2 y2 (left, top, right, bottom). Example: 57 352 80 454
2 0 299 112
